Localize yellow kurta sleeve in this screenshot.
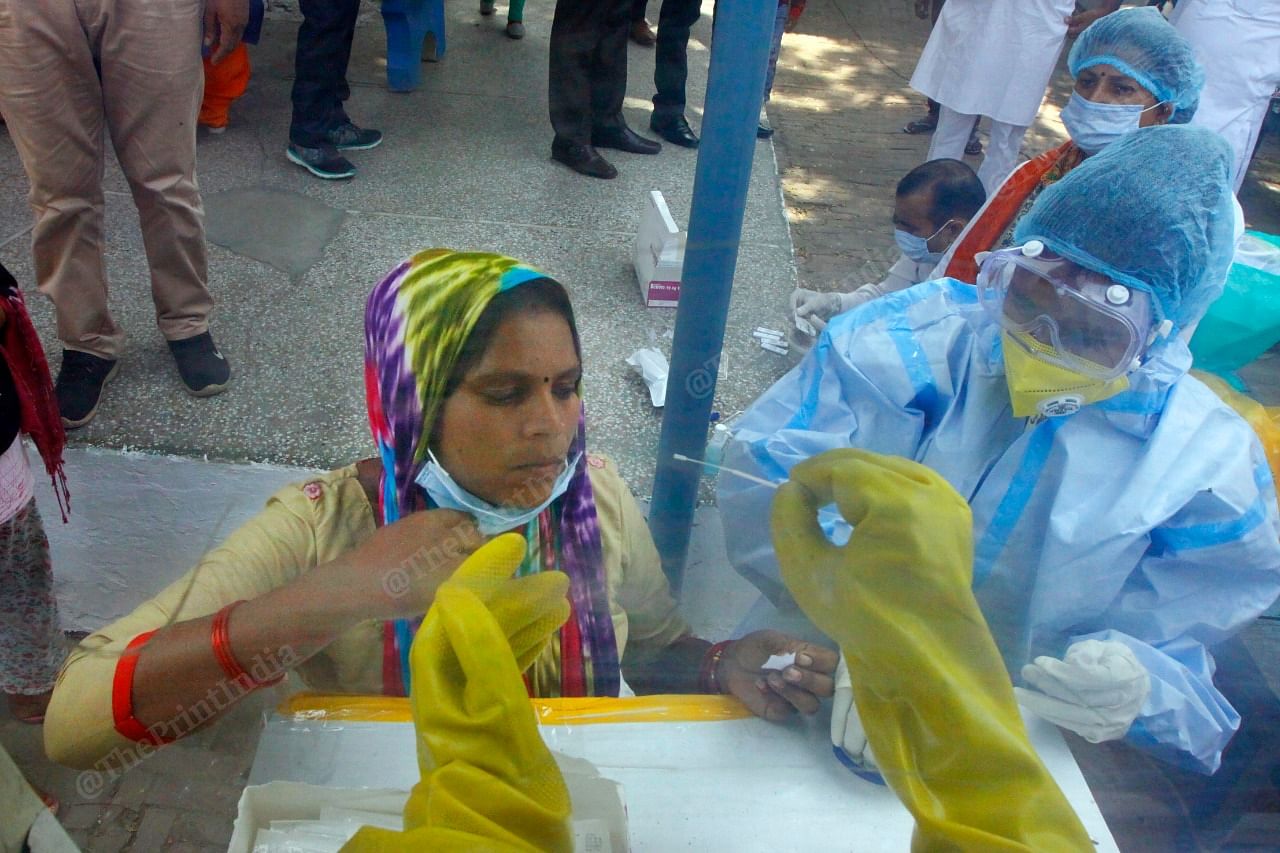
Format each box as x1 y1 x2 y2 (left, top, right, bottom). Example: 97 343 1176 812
588 455 690 661
44 465 377 769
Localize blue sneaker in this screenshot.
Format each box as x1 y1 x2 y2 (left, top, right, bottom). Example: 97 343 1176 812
286 143 356 180
325 122 383 151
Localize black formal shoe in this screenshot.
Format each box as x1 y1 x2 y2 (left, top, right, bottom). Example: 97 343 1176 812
756 120 774 139
551 139 617 179
590 126 661 155
649 113 699 149
55 350 118 429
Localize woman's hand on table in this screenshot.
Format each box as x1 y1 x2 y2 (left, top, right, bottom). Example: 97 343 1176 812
719 630 838 721
310 508 484 623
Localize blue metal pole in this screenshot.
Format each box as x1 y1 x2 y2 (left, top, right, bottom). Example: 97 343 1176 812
648 0 777 592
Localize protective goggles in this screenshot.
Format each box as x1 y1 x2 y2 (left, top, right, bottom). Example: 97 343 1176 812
976 243 1155 380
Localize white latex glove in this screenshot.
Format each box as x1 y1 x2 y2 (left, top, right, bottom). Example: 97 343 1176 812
791 288 843 336
830 654 882 782
1013 639 1150 744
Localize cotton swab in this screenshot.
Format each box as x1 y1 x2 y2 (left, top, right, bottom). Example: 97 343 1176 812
672 453 780 489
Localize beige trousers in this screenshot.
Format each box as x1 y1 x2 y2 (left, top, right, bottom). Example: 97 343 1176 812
0 0 213 360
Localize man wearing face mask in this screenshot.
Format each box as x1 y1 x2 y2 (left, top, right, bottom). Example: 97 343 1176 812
791 159 984 334
936 6 1202 284
721 125 1280 777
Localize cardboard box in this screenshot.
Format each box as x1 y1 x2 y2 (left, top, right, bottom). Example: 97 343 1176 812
634 190 686 307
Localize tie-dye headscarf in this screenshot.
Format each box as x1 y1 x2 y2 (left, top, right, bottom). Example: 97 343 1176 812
364 249 619 697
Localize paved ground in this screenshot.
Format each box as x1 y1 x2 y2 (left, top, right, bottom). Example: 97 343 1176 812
2 0 1278 849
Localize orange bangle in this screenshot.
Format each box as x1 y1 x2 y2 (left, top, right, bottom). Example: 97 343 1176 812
111 630 174 745
699 641 732 694
211 601 284 690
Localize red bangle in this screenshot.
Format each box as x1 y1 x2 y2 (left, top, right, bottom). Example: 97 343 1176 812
699 641 732 694
111 630 174 745
211 601 284 690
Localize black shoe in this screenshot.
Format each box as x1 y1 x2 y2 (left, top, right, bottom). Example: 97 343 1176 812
168 332 231 397
757 121 774 139
902 115 938 135
551 139 617 179
590 126 661 155
325 122 383 151
286 143 356 180
649 113 699 149
55 350 118 429
965 131 983 156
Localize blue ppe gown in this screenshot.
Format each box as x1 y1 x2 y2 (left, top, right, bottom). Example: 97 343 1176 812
720 278 1280 774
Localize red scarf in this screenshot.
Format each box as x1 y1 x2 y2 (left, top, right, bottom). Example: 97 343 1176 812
0 264 69 521
942 141 1083 284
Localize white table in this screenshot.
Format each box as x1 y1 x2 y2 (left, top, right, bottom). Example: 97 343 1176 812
247 695 1118 852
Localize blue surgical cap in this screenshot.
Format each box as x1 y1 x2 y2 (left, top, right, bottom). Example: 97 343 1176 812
1069 7 1204 125
1013 125 1235 331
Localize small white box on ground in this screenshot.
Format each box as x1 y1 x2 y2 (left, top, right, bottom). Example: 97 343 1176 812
634 190 686 307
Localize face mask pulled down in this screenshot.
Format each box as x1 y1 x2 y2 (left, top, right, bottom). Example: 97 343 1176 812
415 450 582 535
1002 331 1130 419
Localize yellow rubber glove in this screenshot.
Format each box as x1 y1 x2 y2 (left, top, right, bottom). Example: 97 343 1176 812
771 449 1093 853
342 533 573 853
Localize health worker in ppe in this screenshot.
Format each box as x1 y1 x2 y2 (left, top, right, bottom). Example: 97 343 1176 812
718 124 1280 776
791 158 985 335
937 6 1203 285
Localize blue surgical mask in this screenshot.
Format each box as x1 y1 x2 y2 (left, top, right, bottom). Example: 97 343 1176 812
893 218 954 265
414 450 582 535
1061 92 1163 154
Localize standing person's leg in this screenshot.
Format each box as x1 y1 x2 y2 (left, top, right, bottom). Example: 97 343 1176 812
0 499 66 723
905 0 946 134
328 0 360 131
101 0 220 359
287 0 362 179
588 0 660 159
549 0 618 177
651 0 701 123
976 120 1027 194
507 0 527 36
588 0 637 134
200 43 252 132
550 0 604 146
630 0 656 46
323 1 381 150
756 1 790 139
291 0 353 147
0 2 124 364
762 2 789 101
925 105 975 162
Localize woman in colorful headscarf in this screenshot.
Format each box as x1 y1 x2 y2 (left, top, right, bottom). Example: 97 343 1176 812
43 249 836 769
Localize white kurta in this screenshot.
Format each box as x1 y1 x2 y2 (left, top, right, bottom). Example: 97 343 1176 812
1170 0 1280 192
909 0 1076 126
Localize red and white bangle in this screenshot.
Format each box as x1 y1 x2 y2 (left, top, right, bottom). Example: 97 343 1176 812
111 630 174 745
698 641 732 694
211 600 284 690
